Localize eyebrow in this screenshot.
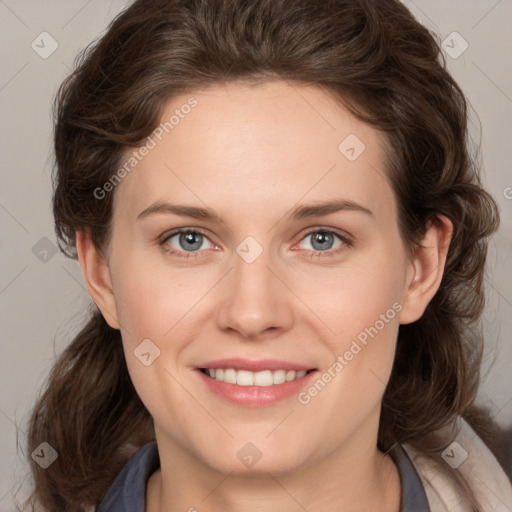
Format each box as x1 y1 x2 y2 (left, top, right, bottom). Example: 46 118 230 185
137 199 374 223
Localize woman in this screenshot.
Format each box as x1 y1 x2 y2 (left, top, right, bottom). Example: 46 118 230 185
23 0 511 511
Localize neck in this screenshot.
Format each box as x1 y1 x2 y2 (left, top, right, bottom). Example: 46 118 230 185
146 432 401 512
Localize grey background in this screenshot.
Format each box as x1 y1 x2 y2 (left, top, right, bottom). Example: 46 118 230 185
0 0 511 509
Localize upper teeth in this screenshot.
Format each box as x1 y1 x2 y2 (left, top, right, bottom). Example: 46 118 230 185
204 368 308 386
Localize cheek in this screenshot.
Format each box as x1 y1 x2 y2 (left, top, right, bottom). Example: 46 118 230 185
294 270 402 445
291 245 405 410
111 256 213 343
110 259 203 425
289 244 406 342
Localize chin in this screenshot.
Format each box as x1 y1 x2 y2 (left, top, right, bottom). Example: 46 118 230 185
200 445 312 477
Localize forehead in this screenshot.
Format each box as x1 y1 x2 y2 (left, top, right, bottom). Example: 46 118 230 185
112 80 395 225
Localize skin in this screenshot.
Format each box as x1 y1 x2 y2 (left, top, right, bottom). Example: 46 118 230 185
76 80 452 512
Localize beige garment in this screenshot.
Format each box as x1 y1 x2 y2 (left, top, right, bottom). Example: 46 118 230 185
403 416 512 511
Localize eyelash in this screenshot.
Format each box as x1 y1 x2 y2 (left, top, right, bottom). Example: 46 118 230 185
158 227 353 259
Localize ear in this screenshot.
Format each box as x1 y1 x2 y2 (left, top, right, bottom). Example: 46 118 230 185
75 228 120 330
399 214 453 325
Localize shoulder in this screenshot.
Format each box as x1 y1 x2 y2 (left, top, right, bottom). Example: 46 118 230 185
402 416 512 512
96 441 160 512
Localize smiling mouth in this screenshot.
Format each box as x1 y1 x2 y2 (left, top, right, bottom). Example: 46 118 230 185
199 368 316 386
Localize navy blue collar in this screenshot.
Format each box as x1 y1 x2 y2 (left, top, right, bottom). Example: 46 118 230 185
97 441 430 511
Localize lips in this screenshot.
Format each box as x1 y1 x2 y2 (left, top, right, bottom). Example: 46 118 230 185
194 358 319 407
200 367 312 386
196 358 315 372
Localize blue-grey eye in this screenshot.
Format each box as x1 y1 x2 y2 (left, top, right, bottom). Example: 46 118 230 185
301 231 342 252
165 231 213 252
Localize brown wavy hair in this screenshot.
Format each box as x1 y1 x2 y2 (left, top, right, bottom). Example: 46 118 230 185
20 0 506 510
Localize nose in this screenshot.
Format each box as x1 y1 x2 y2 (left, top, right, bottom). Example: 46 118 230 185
215 242 294 341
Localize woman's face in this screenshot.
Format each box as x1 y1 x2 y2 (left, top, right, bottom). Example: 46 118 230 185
97 80 423 474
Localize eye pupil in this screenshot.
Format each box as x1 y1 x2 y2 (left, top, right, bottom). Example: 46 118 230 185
180 232 202 251
311 231 333 251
